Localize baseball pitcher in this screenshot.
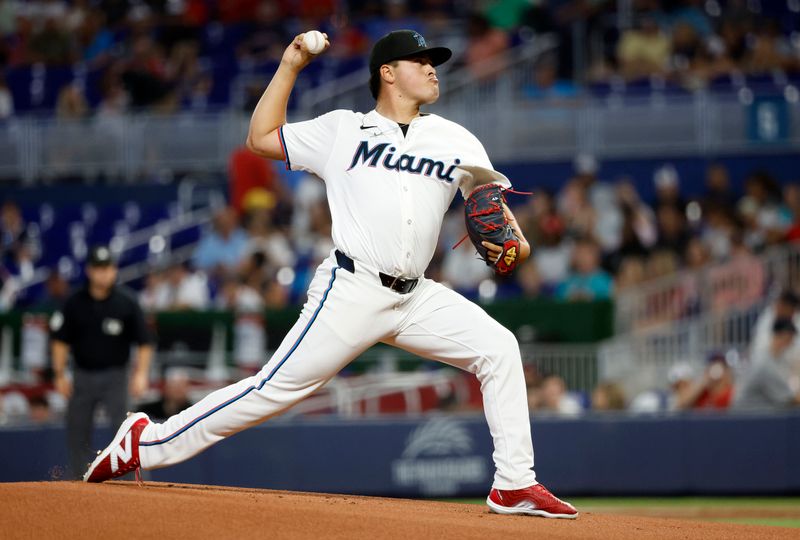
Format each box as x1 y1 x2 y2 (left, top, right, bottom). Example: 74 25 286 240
84 29 577 519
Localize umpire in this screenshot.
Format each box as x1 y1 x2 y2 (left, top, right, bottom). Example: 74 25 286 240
50 245 154 479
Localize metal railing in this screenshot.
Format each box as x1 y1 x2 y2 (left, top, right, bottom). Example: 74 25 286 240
602 244 800 396
614 245 800 333
288 35 560 120
2 71 800 182
598 304 765 398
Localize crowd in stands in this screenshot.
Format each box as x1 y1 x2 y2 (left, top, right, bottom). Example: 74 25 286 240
2 151 800 311
435 155 800 305
523 290 800 417
0 0 799 119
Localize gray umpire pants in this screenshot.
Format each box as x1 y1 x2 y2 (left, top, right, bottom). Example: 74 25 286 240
66 366 128 479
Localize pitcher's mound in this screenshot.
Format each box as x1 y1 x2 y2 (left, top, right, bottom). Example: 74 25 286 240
0 482 794 540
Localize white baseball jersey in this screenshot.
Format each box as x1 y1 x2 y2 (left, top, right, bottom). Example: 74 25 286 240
279 109 511 278
137 108 536 492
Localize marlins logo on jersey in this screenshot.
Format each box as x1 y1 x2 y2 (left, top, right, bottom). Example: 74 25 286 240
348 141 461 182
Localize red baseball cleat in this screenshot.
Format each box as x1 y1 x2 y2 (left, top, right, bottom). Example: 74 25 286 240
83 412 150 483
487 483 578 519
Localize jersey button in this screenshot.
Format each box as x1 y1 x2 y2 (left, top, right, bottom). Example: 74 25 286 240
403 186 409 192
406 253 411 259
407 219 412 225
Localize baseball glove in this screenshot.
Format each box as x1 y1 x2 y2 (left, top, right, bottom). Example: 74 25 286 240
463 183 521 275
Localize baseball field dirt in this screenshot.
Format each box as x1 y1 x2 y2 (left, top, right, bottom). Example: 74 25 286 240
1 481 798 540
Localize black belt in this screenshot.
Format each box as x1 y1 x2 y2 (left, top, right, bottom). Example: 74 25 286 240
335 250 418 294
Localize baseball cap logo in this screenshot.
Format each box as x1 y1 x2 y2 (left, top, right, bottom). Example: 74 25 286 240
412 32 426 47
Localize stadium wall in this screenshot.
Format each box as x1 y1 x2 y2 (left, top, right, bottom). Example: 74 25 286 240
2 413 798 496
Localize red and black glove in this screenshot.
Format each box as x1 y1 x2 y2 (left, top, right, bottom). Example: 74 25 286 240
464 183 521 275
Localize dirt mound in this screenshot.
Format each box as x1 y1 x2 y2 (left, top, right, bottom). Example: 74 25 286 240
0 482 795 540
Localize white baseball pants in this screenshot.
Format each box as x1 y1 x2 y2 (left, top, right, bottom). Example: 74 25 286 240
138 251 537 490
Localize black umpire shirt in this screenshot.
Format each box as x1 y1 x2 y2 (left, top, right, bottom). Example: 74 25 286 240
50 285 152 371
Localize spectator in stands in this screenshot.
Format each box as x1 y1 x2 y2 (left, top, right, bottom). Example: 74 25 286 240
139 269 166 312
616 12 671 80
734 318 800 410
741 170 787 247
653 164 685 211
241 204 295 271
515 259 543 298
616 179 657 247
291 172 327 254
33 267 70 310
707 19 745 76
193 206 249 277
442 238 494 294
139 367 193 421
484 0 533 31
0 390 29 421
523 56 579 101
237 1 290 65
64 0 89 33
122 34 176 110
1 200 33 279
684 236 710 271
556 237 613 301
749 290 800 365
29 13 74 66
606 204 653 275
666 361 694 411
0 73 13 119
644 248 679 282
168 40 205 108
558 179 596 241
5 11 33 67
670 21 713 89
523 363 543 409
673 352 735 410
743 19 793 74
77 7 115 67
28 394 52 424
654 204 689 259
56 83 89 119
669 0 712 38
591 381 626 411
228 145 286 216
0 265 18 311
163 261 209 311
702 163 735 212
463 12 509 80
215 275 264 313
614 256 646 292
531 201 571 293
571 154 620 253
534 374 582 416
701 204 737 260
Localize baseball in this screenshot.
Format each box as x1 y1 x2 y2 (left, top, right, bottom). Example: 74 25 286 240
302 30 326 54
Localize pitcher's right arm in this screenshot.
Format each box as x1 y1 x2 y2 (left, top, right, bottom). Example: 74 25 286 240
246 33 330 160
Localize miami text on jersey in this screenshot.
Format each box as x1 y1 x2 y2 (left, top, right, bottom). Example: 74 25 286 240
348 141 461 182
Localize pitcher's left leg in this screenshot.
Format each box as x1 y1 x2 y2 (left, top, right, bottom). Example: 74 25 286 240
385 279 535 490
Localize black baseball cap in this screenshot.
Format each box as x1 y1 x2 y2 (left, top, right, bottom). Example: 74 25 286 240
369 30 452 74
87 245 115 266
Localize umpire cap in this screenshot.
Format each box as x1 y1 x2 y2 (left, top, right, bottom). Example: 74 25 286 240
87 245 115 266
369 30 452 74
